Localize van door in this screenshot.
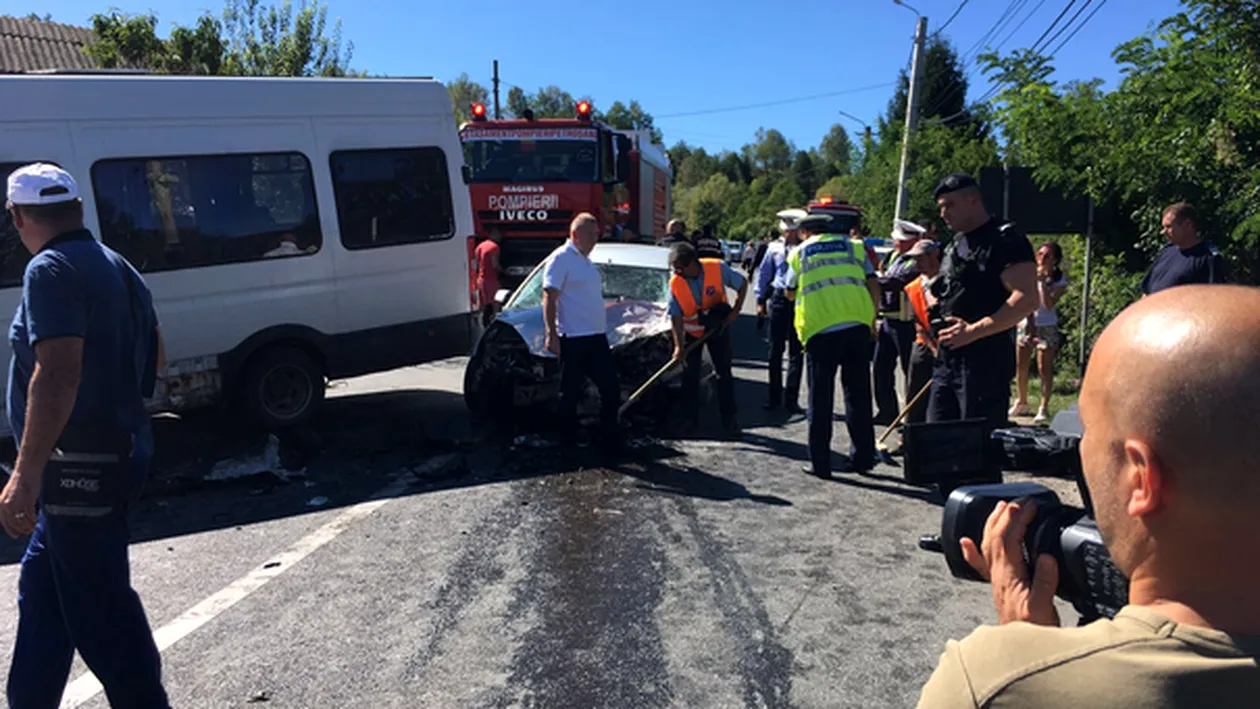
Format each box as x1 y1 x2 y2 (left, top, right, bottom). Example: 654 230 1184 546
314 117 470 377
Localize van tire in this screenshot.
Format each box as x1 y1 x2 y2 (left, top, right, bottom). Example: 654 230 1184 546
242 345 325 429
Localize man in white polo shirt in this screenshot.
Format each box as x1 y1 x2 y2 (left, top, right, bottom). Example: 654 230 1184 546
543 213 621 450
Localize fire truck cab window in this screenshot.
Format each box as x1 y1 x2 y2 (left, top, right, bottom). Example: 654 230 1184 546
329 147 456 249
92 152 321 274
464 139 598 183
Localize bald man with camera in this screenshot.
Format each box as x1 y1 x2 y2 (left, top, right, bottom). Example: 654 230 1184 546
917 284 1260 708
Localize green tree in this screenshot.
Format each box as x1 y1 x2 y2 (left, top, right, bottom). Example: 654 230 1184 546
819 124 853 177
83 0 359 76
885 37 983 139
601 100 664 144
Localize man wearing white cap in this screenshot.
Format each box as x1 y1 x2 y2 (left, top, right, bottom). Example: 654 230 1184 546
872 218 926 426
0 164 169 707
755 208 808 413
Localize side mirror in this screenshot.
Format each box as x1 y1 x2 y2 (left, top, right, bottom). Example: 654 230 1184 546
614 134 633 183
494 288 511 306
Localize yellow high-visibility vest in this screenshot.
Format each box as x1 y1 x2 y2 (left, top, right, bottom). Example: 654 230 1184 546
788 234 875 346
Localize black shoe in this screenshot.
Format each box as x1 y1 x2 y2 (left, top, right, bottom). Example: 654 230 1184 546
785 404 805 417
837 459 874 475
800 465 830 479
762 401 780 411
721 421 742 440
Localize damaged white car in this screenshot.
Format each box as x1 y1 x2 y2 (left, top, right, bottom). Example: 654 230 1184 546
463 243 713 427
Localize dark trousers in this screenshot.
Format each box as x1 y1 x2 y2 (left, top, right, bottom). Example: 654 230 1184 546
806 325 876 473
905 341 935 426
766 295 803 408
928 340 1014 480
558 334 621 443
8 465 170 709
682 329 737 427
873 318 917 422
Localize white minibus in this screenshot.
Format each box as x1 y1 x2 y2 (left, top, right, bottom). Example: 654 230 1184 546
0 73 478 432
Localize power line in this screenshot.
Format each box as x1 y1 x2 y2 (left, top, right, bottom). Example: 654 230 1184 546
1026 0 1079 54
654 82 897 119
932 0 970 37
993 0 1048 52
1036 0 1096 54
1047 0 1109 55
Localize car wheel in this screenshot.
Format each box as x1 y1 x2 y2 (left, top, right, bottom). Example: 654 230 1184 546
243 345 325 429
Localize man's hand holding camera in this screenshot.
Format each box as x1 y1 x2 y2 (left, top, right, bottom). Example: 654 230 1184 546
961 498 1061 627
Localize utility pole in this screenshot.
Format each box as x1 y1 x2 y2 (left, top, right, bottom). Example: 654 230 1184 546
1078 196 1095 376
492 60 501 119
894 15 928 223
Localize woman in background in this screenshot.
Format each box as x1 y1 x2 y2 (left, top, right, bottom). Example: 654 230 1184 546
1011 242 1068 423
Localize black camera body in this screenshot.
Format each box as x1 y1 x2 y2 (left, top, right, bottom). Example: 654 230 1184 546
930 482 1130 623
915 406 1131 623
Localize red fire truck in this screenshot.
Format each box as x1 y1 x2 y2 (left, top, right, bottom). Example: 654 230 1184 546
460 100 672 284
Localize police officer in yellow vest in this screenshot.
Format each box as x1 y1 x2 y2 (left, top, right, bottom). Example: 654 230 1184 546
785 213 882 476
668 241 748 439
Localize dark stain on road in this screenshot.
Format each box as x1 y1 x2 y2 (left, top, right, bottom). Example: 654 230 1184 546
495 467 674 708
669 496 796 709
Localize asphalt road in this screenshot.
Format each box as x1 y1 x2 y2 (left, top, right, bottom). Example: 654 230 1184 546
0 298 1081 708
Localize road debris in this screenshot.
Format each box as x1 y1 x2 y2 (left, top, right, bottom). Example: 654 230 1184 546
203 434 306 483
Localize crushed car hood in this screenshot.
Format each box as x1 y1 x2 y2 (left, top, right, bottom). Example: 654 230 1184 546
494 300 672 357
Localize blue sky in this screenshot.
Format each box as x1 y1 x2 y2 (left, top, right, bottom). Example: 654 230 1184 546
45 0 1184 153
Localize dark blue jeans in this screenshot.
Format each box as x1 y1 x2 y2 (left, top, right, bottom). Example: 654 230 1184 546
8 459 169 709
806 325 876 474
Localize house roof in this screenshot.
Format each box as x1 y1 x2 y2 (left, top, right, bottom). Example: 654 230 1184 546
0 15 98 74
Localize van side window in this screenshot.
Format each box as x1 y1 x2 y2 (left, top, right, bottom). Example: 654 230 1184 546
91 152 321 274
330 147 455 249
0 161 63 288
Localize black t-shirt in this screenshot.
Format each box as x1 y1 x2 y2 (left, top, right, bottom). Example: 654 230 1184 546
937 219 1035 322
1140 241 1227 295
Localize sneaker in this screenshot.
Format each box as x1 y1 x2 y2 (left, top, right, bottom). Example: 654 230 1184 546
1009 402 1029 417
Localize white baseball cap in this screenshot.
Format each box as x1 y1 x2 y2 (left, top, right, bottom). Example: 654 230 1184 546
5 163 80 207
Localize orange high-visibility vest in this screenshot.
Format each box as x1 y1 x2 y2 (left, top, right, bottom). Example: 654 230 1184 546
670 259 728 338
905 276 931 345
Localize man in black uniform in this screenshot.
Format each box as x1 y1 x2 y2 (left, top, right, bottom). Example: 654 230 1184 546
694 223 726 260
927 174 1039 476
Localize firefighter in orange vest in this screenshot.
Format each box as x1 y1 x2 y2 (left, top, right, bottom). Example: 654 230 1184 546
668 241 748 438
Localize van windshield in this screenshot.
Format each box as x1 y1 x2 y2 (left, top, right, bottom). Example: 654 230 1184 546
463 138 599 183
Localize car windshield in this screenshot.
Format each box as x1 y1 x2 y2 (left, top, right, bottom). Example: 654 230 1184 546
507 262 670 311
463 138 598 183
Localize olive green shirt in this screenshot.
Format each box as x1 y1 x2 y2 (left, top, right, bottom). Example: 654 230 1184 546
917 605 1260 708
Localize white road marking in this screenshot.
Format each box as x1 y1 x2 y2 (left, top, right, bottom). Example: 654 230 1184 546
59 474 413 708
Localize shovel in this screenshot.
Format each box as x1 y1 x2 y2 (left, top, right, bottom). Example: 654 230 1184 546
875 379 934 466
618 303 733 418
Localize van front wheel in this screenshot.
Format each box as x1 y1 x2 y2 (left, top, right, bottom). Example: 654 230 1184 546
242 346 325 428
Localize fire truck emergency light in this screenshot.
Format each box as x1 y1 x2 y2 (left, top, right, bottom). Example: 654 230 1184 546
471 102 487 121
576 101 592 120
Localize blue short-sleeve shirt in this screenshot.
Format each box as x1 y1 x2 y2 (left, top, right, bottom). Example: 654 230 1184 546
8 230 158 465
667 261 746 317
